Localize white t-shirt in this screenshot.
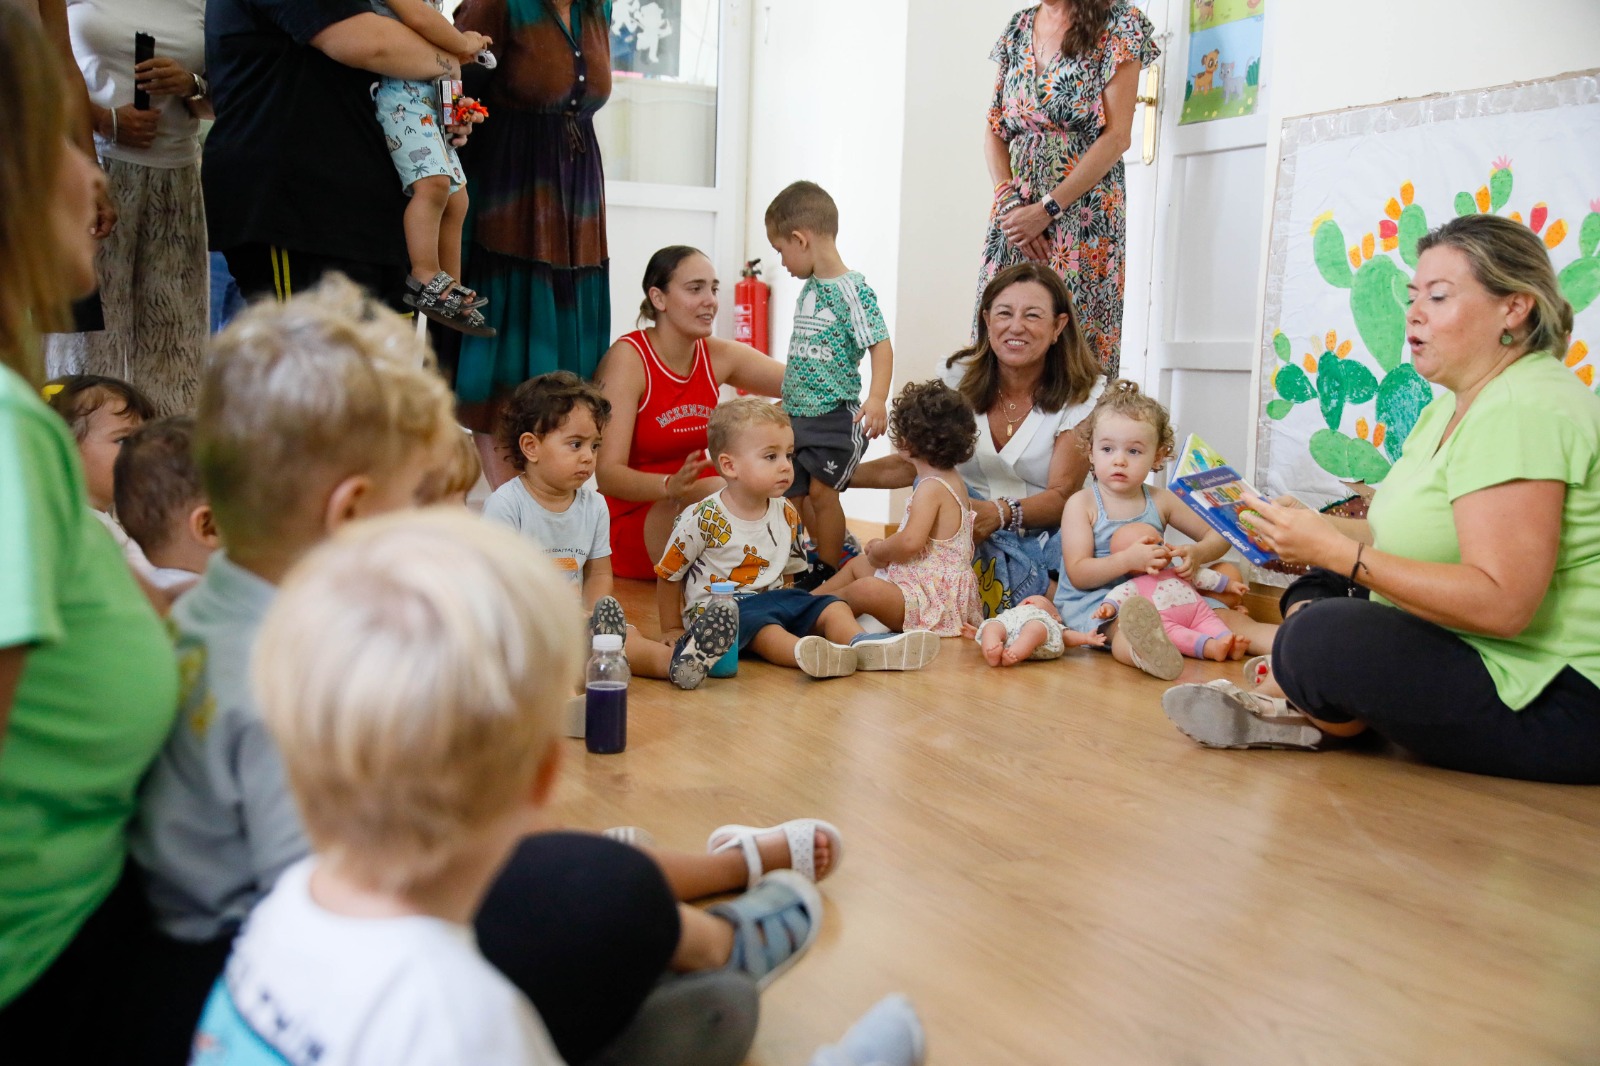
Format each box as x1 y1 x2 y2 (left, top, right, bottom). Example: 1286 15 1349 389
482 479 611 586
67 0 206 168
653 490 807 621
941 357 1105 500
191 859 564 1066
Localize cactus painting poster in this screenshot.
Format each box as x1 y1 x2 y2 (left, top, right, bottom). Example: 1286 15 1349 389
1257 71 1600 509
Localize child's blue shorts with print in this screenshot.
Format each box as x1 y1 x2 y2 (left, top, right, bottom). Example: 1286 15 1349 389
375 78 465 195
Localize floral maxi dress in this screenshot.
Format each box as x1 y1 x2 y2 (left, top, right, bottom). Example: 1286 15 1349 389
977 3 1158 377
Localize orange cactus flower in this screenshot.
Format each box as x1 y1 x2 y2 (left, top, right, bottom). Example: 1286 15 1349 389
1385 197 1402 221
1579 365 1596 387
1400 181 1414 205
1348 246 1362 270
1475 186 1491 212
1324 329 1337 351
1381 236 1399 252
1544 219 1567 248
1337 339 1353 357
1361 232 1375 260
1373 423 1387 448
1509 211 1523 225
1303 354 1317 373
1355 417 1369 440
1566 341 1589 367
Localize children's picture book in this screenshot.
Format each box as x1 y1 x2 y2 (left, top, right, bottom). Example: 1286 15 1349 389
1172 432 1228 479
1169 465 1278 565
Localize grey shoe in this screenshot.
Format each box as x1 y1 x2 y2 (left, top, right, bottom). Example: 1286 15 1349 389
1118 595 1183 681
670 600 739 690
589 595 627 638
795 635 857 678
850 630 940 671
1163 680 1322 750
581 969 759 1066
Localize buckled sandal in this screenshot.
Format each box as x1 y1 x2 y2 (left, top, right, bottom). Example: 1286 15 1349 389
404 272 497 337
708 870 824 990
707 818 843 890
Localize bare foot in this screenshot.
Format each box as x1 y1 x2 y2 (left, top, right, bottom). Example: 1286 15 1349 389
984 640 1007 667
1063 628 1107 648
1203 637 1232 662
1227 634 1249 660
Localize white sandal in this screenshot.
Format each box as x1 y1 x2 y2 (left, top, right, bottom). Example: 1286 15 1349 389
707 818 843 891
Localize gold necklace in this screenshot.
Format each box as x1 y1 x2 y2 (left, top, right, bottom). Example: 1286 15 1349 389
999 394 1034 438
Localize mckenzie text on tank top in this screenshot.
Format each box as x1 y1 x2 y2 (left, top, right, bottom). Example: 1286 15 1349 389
621 329 720 473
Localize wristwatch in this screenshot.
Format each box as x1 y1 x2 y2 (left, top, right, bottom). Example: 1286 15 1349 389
186 73 208 101
1042 196 1063 219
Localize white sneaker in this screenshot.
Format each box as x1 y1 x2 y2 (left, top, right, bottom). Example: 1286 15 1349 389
850 630 940 672
795 635 857 678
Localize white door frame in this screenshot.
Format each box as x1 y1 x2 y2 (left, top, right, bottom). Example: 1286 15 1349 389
603 0 752 336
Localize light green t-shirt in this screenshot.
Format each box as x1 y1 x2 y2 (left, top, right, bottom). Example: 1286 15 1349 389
1367 354 1600 710
780 271 890 417
0 365 179 1006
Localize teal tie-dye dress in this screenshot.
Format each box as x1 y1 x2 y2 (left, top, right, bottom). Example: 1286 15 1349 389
454 0 614 404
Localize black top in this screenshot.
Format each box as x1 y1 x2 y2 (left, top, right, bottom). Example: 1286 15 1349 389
203 0 409 265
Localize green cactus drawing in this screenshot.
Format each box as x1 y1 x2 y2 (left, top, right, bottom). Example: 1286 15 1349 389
1268 160 1600 482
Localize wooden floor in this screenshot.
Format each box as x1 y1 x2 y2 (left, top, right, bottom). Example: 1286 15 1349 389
549 579 1600 1065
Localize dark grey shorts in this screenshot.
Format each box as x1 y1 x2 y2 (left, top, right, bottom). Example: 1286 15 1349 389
785 403 866 496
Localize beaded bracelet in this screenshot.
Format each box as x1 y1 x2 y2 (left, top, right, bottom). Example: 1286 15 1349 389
1012 497 1025 533
995 497 1012 531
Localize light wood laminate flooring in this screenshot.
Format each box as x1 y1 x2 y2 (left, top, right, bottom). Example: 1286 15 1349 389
545 579 1600 1065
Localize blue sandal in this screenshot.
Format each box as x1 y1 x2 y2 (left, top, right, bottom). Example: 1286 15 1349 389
708 870 823 990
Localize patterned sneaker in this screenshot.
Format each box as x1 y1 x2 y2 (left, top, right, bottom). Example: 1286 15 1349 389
1162 680 1322 750
670 600 739 690
794 635 857 679
850 630 940 671
1117 595 1183 681
589 595 627 638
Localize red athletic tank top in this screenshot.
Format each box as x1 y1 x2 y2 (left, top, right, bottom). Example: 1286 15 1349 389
605 329 720 578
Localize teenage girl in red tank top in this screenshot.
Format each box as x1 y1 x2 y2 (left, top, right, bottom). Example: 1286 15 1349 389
595 246 785 586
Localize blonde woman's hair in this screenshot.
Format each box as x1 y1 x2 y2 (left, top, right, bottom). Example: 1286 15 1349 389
1080 379 1175 466
1415 214 1574 357
0 6 76 382
253 510 583 895
195 275 456 549
706 397 790 462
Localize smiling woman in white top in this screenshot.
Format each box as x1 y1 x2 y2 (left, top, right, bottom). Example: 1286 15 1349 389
854 262 1104 616
47 0 209 414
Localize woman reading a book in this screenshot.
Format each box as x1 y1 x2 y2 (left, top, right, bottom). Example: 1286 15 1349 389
851 264 1105 616
1162 215 1600 784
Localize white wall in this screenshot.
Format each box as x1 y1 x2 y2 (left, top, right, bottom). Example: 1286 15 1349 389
744 1 1019 523
744 0 911 522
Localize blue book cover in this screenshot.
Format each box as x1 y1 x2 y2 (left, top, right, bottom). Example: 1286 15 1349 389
1169 465 1278 566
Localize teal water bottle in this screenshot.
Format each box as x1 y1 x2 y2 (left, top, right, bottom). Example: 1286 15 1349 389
706 581 740 678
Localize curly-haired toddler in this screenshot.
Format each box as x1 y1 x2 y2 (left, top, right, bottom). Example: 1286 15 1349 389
812 380 982 635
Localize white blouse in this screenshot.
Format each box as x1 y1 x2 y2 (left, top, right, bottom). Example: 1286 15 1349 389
68 0 206 168
942 356 1105 500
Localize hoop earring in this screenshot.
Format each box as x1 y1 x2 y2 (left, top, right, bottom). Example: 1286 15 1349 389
1500 329 1515 346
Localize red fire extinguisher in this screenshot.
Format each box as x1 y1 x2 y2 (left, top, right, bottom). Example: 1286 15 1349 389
734 259 769 355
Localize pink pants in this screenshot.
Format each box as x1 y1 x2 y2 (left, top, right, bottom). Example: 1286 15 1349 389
1160 599 1231 658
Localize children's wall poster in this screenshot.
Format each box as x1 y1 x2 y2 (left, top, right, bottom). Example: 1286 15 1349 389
1257 70 1600 515
1181 0 1263 125
610 0 681 78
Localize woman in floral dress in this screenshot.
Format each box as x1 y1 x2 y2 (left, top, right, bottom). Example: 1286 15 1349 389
978 0 1158 377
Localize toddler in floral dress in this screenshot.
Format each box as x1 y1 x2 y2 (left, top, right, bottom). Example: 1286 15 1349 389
813 381 982 635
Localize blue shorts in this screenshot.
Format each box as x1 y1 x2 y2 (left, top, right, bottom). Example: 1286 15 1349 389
735 588 842 649
375 79 465 194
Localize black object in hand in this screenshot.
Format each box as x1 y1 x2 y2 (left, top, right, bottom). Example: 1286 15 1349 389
133 32 154 110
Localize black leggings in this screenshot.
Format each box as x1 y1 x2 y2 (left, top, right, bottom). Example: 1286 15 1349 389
1274 575 1600 783
0 833 679 1065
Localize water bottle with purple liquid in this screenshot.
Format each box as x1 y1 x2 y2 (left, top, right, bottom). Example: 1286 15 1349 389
584 633 628 754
